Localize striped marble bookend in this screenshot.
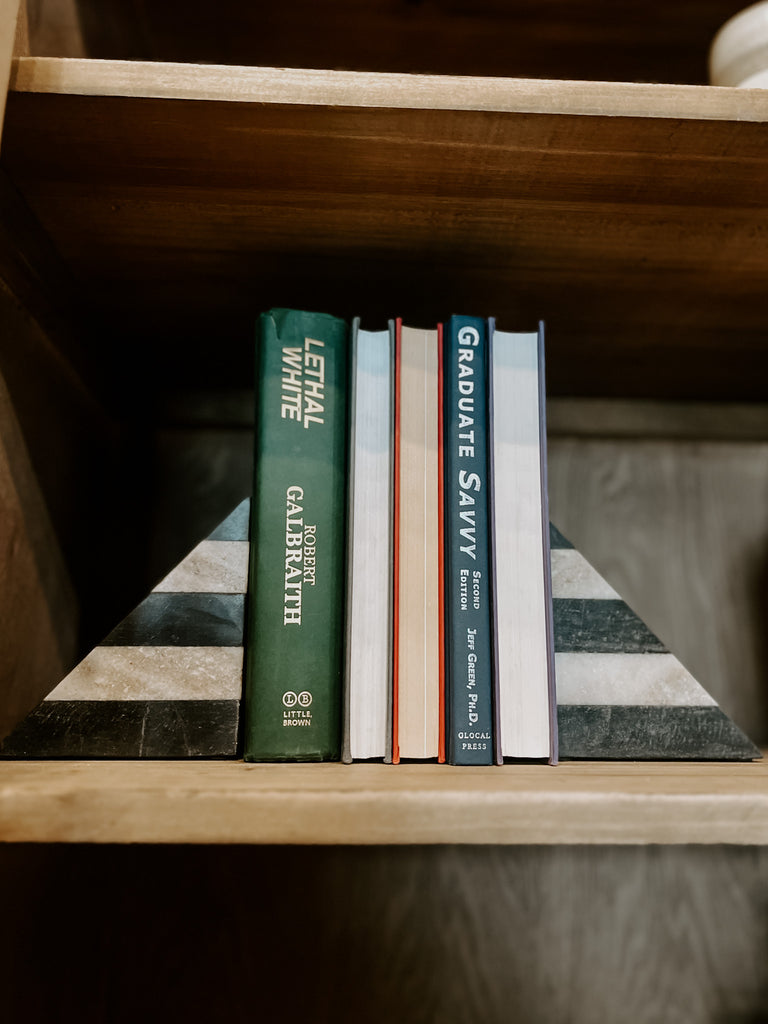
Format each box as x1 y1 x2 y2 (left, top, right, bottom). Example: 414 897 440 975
0 500 249 759
551 525 760 760
0 501 759 760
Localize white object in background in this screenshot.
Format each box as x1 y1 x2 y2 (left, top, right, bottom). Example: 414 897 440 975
710 1 768 86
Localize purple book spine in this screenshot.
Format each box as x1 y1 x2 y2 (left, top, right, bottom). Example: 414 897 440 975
536 322 558 765
486 318 503 765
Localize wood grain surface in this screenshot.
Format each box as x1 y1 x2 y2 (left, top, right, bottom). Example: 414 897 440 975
3 64 768 398
0 169 161 681
12 56 768 120
0 759 766 844
0 842 767 1023
0 365 77 739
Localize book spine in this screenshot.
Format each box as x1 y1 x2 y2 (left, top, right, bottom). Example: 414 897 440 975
487 317 502 765
437 323 446 763
391 318 402 764
536 321 559 765
443 315 494 765
385 320 396 763
341 318 361 764
489 322 554 760
343 321 395 762
394 325 441 759
243 308 348 761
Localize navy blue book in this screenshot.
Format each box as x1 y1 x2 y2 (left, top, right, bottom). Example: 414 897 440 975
442 315 494 765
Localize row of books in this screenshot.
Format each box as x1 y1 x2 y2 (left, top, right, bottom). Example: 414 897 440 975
242 308 557 766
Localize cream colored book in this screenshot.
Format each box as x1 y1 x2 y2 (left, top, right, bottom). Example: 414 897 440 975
393 322 441 761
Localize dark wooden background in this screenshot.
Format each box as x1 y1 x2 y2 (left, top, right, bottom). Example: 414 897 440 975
2 842 768 1023
28 0 756 85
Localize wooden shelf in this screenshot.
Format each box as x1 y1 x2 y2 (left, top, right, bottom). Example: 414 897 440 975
2 40 768 851
3 58 768 400
1 759 767 845
11 56 768 117
4 9 768 1018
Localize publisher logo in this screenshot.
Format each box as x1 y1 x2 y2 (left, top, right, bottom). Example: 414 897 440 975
282 691 313 708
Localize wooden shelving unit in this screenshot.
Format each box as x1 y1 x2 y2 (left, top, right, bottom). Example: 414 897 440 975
5 57 768 402
2 759 768 845
1 1 768 846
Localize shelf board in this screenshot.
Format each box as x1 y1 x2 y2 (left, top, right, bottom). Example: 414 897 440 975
0 759 767 845
4 59 768 399
10 57 768 120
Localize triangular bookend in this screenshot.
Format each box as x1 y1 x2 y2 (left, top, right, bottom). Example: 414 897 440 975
0 500 250 759
0 502 760 760
550 525 760 761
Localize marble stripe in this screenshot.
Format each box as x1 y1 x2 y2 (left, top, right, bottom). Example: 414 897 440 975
549 523 573 549
551 549 620 600
553 598 667 653
46 646 244 701
101 593 244 647
0 700 240 758
555 652 716 707
209 499 250 541
557 705 761 760
153 541 249 594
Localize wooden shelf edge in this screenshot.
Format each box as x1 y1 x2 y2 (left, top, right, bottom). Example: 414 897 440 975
0 759 767 845
10 56 768 123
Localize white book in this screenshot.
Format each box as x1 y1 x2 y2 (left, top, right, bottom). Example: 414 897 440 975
489 321 557 762
343 320 394 761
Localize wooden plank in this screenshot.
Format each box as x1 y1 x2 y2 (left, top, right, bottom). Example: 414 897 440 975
0 169 92 383
0 359 78 740
0 759 766 844
0 171 156 679
10 56 768 121
3 70 768 398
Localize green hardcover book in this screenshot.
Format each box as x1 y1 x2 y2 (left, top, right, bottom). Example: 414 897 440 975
243 308 349 761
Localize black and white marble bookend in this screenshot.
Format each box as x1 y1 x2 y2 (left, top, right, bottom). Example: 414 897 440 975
1 501 759 760
550 525 761 761
0 500 249 758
